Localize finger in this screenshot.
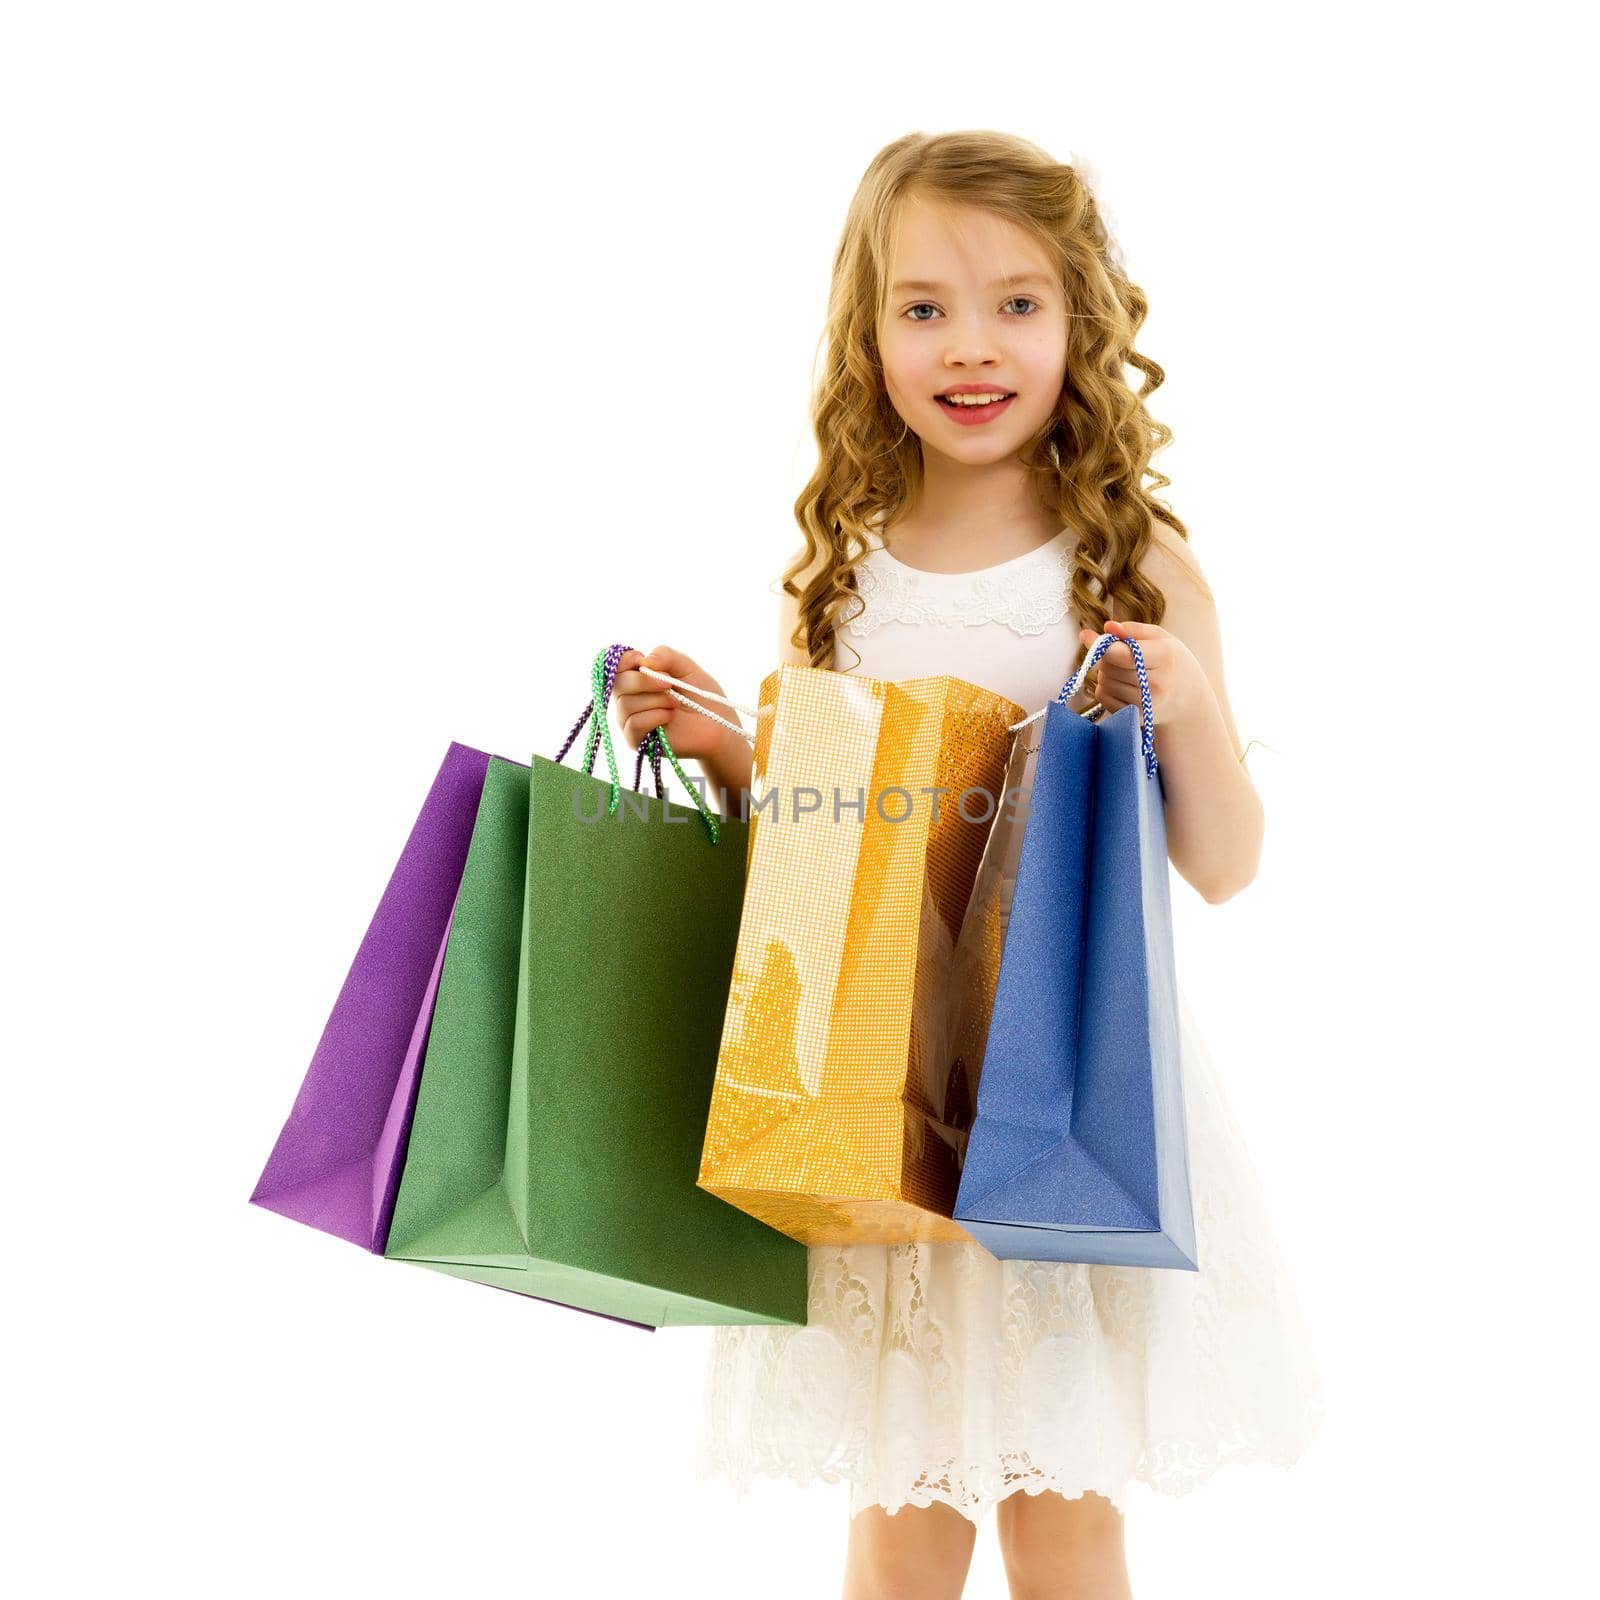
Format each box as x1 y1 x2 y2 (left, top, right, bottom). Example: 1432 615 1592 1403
612 650 649 694
1096 632 1167 673
612 689 675 718
1095 674 1137 701
1098 657 1157 688
616 650 685 695
626 655 678 696
1079 625 1136 659
641 644 695 679
1093 651 1147 682
624 707 673 747
1079 637 1132 673
612 668 655 697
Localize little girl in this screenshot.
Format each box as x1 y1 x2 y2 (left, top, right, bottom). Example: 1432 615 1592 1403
611 131 1322 1600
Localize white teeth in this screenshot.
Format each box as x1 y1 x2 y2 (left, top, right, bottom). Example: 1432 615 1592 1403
940 392 1012 406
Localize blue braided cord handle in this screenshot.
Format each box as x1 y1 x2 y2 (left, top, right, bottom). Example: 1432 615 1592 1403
1053 632 1159 778
553 644 721 844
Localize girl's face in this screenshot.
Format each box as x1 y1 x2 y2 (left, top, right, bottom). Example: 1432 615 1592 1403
877 199 1068 468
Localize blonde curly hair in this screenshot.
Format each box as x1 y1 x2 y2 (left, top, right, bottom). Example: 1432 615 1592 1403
782 130 1192 703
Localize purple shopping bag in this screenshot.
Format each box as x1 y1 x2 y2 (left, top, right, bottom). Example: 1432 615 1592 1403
249 742 491 1252
250 726 658 1332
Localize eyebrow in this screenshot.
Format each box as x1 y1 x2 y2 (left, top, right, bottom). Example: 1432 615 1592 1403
890 271 1055 293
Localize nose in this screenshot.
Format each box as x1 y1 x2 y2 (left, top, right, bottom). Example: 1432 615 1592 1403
943 318 1003 367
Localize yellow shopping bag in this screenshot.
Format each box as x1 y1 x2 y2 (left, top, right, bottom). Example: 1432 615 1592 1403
696 663 1025 1245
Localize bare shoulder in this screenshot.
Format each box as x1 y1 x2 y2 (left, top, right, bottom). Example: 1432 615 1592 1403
1140 519 1215 604
1136 517 1247 761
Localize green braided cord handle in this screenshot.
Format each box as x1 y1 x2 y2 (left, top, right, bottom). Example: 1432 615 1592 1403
586 646 720 844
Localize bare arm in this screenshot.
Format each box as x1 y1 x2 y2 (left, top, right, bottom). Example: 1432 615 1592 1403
1103 526 1263 905
699 726 755 822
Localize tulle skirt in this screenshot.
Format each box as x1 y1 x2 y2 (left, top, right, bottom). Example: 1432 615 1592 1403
695 983 1324 1527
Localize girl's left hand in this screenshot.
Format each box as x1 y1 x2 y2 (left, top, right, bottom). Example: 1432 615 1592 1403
1076 619 1209 730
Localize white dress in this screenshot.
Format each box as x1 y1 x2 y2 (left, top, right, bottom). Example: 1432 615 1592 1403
695 525 1325 1526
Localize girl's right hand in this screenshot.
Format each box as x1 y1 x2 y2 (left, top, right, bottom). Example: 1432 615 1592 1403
610 645 741 764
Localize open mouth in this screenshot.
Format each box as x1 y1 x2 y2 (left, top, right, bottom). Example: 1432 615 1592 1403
937 391 1016 408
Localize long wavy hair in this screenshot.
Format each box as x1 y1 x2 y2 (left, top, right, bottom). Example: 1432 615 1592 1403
782 130 1193 702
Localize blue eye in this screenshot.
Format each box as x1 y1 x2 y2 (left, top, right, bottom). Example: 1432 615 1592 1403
903 297 1041 322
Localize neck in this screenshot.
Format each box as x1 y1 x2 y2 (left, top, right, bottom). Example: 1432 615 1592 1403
889 454 1059 566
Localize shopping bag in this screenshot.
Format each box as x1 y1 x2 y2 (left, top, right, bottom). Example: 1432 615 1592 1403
249 742 491 1251
385 645 808 1326
696 662 1024 1246
952 633 1199 1269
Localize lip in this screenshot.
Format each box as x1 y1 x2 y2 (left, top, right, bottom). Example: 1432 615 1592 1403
935 390 1016 426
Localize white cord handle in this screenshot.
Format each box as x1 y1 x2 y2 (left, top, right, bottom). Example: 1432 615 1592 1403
636 666 759 744
634 632 1124 747
1008 631 1121 732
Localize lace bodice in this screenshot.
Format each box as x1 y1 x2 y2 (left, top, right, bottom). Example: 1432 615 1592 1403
834 525 1094 716
843 526 1076 637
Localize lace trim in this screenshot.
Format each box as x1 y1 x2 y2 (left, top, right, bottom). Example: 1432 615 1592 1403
842 540 1081 640
694 987 1326 1527
696 1230 1325 1527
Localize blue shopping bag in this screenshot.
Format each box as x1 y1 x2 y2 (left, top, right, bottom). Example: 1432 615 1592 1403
952 633 1198 1270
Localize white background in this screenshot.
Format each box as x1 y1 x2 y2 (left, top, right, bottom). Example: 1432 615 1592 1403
4 3 1593 1596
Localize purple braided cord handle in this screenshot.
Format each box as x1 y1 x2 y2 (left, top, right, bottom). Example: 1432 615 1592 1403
553 642 666 799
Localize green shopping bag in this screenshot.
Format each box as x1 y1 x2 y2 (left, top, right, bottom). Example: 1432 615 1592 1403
385 646 806 1326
